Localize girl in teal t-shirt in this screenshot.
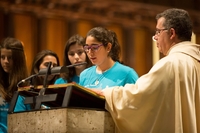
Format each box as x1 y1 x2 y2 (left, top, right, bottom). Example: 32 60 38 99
79 27 138 89
0 37 30 133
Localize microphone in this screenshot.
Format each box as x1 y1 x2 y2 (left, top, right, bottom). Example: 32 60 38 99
38 62 87 75
17 74 38 87
66 62 87 68
17 62 87 87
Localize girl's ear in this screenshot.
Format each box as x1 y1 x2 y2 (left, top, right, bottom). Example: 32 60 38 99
106 43 112 52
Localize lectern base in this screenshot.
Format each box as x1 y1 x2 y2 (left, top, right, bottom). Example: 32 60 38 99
8 108 115 133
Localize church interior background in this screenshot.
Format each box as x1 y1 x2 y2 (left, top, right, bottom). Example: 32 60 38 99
0 0 199 76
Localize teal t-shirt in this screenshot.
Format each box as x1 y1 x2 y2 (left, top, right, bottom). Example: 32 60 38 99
54 75 79 84
79 62 138 89
0 95 30 133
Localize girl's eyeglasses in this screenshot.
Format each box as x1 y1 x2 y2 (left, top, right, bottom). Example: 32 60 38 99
83 44 103 53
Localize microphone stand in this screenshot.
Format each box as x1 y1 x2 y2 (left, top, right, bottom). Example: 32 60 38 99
39 62 52 96
22 62 58 110
34 62 52 109
29 76 35 92
17 74 38 88
10 62 88 112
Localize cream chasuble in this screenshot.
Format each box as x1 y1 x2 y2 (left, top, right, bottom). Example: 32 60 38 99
103 42 200 133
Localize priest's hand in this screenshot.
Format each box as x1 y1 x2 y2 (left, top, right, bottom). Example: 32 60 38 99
90 89 104 96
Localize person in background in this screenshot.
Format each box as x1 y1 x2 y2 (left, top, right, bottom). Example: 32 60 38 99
95 8 200 132
55 34 92 84
0 37 30 133
79 27 138 89
30 50 60 86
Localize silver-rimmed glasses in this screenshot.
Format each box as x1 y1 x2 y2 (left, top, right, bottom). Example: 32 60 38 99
152 28 168 42
155 28 168 36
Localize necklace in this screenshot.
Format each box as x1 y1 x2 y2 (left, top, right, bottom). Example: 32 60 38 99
94 70 108 86
95 74 103 86
94 62 115 86
95 80 100 85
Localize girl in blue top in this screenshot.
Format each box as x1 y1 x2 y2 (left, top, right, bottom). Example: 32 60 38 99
79 27 139 89
55 34 92 84
0 37 30 133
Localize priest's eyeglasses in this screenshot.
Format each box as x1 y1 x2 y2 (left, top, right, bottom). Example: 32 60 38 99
155 28 168 36
84 44 103 53
152 28 168 42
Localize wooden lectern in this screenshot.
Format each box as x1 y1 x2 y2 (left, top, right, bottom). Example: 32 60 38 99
8 83 115 132
9 83 106 112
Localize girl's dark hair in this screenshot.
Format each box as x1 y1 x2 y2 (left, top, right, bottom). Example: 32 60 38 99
61 34 92 82
0 37 28 101
86 27 121 62
30 50 60 86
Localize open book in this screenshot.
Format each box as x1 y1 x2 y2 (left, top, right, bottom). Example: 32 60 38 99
18 83 105 110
